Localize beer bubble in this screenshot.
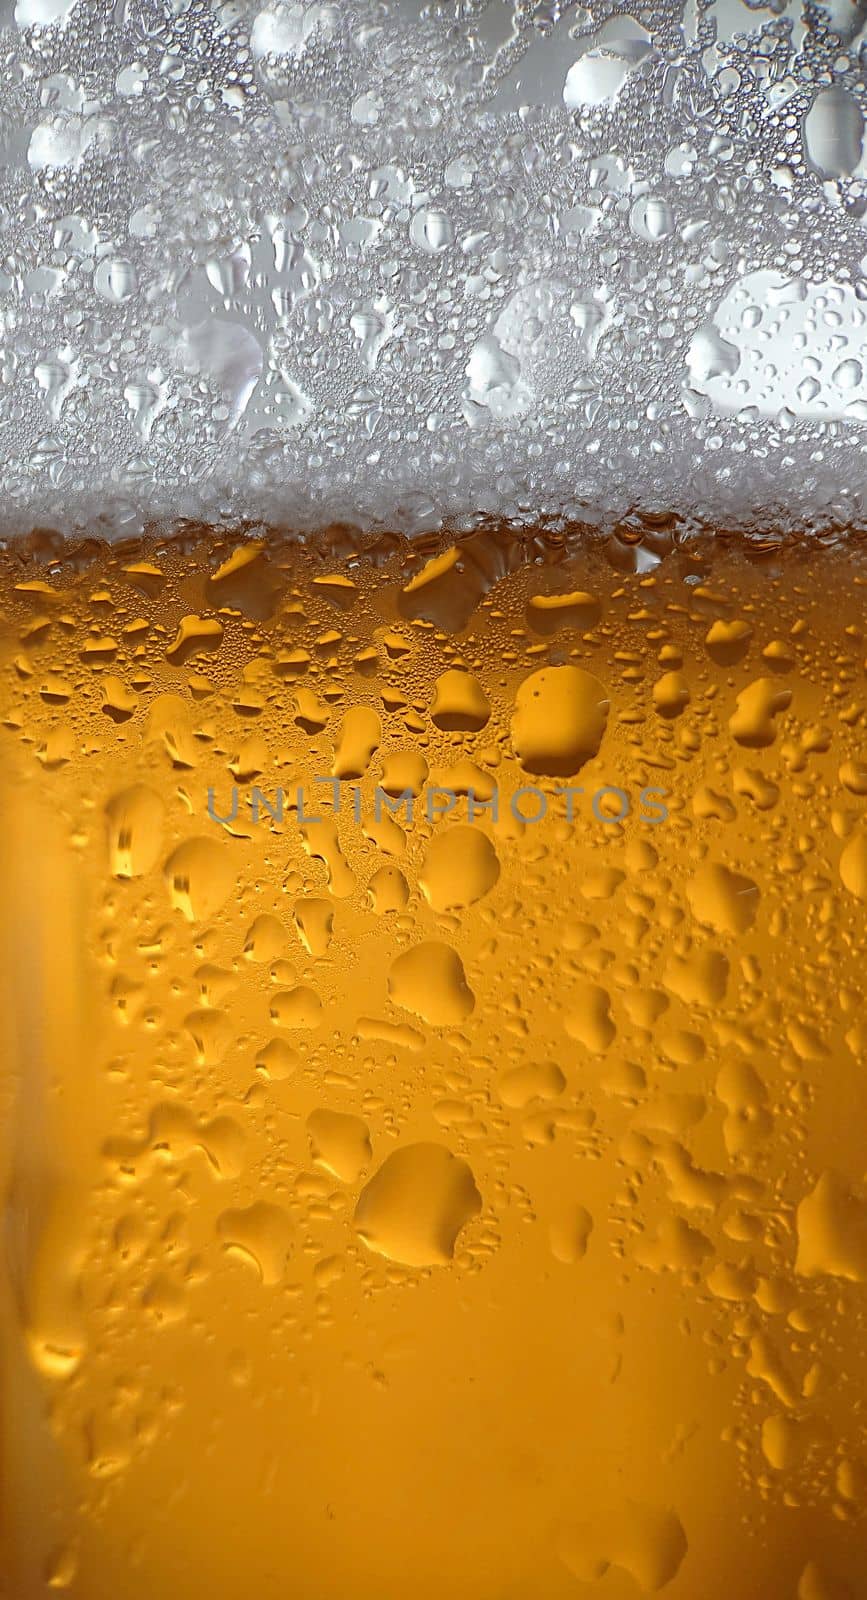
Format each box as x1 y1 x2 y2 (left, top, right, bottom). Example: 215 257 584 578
164 838 236 922
511 665 609 777
354 1144 482 1268
388 941 475 1026
105 785 164 878
420 827 499 912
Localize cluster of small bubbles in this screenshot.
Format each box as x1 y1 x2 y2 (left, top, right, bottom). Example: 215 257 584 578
0 0 866 535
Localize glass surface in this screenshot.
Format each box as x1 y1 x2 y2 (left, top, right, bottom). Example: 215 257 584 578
3 0 867 1595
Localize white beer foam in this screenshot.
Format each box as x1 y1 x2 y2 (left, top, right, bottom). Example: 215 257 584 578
0 0 865 538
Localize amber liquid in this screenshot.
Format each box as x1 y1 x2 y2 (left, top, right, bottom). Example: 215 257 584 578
1 525 867 1598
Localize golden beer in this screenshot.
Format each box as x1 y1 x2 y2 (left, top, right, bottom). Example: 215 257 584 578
1 524 867 1598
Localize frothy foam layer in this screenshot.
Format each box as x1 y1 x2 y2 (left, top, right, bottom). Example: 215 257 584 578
1 0 867 537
